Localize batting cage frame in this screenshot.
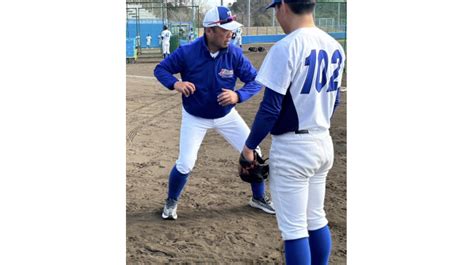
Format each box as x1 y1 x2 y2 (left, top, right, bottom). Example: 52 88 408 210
126 0 200 62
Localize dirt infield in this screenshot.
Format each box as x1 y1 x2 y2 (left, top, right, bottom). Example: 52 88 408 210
126 48 346 264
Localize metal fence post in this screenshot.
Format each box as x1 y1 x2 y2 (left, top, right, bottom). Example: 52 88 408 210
247 0 250 35
337 2 341 31
273 8 276 34
192 0 195 26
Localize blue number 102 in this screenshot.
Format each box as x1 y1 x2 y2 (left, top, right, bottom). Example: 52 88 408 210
301 49 342 94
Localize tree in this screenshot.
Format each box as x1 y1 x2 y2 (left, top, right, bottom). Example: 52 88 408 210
229 0 273 26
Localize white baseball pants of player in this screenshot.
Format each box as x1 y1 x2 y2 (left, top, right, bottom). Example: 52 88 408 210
269 129 334 241
162 41 170 54
175 107 260 174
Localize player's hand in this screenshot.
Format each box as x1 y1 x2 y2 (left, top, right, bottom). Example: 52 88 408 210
242 145 255 162
238 145 269 183
217 89 239 106
173 81 196 97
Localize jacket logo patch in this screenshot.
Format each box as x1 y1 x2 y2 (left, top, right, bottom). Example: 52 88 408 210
218 68 234 78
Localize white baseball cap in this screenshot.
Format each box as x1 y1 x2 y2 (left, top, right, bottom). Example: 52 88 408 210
202 6 243 31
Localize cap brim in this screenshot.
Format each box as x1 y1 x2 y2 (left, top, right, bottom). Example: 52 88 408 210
218 21 243 31
265 2 277 9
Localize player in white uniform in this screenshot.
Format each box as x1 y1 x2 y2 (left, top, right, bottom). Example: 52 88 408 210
146 34 152 48
187 27 195 43
232 27 242 48
160 25 172 58
241 0 345 264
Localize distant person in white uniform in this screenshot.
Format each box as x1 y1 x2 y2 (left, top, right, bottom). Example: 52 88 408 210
146 34 152 48
135 35 141 55
135 35 141 47
161 25 172 58
232 27 243 48
187 27 195 43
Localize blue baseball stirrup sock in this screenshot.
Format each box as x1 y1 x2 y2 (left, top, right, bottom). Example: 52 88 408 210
251 181 265 200
309 225 332 265
284 237 311 265
167 165 189 201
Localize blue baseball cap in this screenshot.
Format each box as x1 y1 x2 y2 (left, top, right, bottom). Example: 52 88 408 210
265 0 316 10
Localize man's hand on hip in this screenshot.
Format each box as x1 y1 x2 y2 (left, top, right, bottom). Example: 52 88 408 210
173 81 196 97
217 88 239 106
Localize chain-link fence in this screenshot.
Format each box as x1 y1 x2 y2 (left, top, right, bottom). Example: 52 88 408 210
228 1 346 36
126 1 200 53
315 2 346 33
127 1 345 39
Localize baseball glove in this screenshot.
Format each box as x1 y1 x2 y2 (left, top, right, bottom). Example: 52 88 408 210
238 151 269 183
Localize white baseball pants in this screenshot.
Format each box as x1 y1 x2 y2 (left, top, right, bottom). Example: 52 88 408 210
162 41 170 54
175 107 259 174
269 130 334 241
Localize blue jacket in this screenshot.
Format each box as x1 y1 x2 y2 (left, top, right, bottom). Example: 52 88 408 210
154 35 262 119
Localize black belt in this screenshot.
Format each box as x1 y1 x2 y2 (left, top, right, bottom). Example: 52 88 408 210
295 130 309 134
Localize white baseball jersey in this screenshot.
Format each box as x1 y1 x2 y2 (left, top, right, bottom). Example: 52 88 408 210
146 35 152 46
254 27 345 241
161 29 171 43
256 27 345 133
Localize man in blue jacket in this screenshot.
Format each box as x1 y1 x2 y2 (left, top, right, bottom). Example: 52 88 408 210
154 6 275 220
